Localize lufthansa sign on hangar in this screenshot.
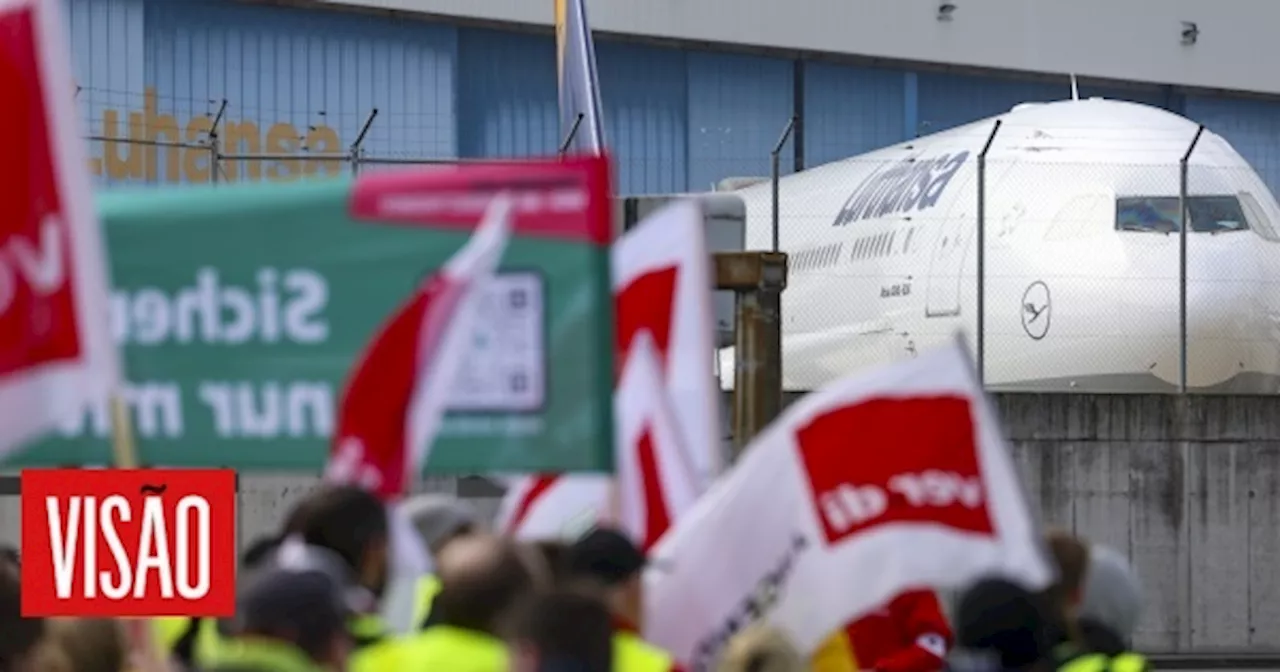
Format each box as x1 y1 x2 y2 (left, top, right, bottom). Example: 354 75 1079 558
312 0 1280 97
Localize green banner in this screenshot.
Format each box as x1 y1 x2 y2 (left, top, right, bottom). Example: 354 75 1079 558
7 159 616 474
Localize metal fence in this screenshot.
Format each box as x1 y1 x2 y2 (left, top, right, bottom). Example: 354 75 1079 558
83 107 495 185
80 105 1280 396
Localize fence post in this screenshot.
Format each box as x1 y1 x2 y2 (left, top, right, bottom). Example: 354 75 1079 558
770 116 797 252
558 113 584 157
975 119 1002 385
715 251 788 458
1178 125 1205 393
349 108 378 176
208 99 228 185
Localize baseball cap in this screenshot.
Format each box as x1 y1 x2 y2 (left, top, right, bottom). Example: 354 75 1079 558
235 538 376 635
567 527 666 586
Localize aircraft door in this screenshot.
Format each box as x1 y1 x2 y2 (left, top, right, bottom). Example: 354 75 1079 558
924 160 1013 318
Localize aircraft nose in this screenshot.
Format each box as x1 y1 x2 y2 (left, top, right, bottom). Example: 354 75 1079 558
1153 259 1277 391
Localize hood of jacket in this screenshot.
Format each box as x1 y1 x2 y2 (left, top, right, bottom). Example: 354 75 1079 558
1079 544 1142 642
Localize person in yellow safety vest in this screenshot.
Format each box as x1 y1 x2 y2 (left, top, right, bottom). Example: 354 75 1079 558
282 484 405 672
508 585 616 672
950 576 1057 672
205 541 367 672
566 527 685 672
158 484 403 672
152 534 288 669
395 534 545 672
1067 544 1149 672
400 494 483 629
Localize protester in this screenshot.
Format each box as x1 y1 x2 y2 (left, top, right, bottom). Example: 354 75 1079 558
530 540 574 586
281 484 398 671
34 618 128 672
402 493 484 628
158 531 321 669
717 625 805 672
507 584 615 672
567 527 683 672
950 576 1056 672
812 589 953 672
205 541 366 672
1041 531 1091 664
398 533 545 671
1053 544 1150 672
1077 545 1142 656
0 545 19 571
0 559 45 672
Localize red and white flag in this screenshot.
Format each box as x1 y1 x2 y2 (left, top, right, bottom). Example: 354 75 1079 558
327 194 515 500
612 333 703 546
497 199 719 548
643 337 1054 670
0 0 119 458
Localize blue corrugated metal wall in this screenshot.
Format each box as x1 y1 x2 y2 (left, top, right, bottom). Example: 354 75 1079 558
60 0 1280 200
83 0 456 187
597 41 688 194
456 30 688 195
803 62 905 167
686 52 793 191
67 0 144 112
1186 95 1280 195
457 30 557 160
916 72 1168 137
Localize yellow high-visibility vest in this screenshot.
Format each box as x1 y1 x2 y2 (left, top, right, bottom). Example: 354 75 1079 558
397 624 507 672
614 631 673 672
1059 652 1148 672
151 617 224 667
412 574 443 628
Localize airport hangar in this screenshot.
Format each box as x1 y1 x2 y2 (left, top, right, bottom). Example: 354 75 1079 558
74 0 1280 196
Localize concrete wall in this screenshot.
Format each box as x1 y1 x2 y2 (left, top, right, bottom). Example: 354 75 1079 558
308 0 1280 97
3 392 1279 652
997 393 1280 652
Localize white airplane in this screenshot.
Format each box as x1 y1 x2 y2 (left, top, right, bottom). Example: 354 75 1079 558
718 98 1280 393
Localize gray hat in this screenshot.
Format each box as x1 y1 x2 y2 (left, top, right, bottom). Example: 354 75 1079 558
1079 544 1143 640
400 494 480 552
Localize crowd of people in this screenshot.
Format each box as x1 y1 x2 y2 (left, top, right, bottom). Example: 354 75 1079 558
0 485 1148 672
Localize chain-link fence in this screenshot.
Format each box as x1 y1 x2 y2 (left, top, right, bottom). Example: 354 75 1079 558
76 86 601 188
75 87 511 188
758 117 1280 395
75 88 1280 395
82 107 478 186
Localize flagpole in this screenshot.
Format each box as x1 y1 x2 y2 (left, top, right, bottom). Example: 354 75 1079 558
109 391 139 468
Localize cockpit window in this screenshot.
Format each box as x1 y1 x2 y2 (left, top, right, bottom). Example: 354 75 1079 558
1116 196 1250 234
1238 192 1280 242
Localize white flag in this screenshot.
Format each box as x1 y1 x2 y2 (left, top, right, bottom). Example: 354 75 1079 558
0 0 120 458
644 337 1053 671
497 199 720 548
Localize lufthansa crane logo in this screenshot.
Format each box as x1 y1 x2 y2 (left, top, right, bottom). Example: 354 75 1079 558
1021 281 1051 340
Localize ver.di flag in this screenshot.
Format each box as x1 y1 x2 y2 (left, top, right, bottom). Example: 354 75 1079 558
0 0 119 458
497 199 720 547
643 337 1054 672
327 194 516 499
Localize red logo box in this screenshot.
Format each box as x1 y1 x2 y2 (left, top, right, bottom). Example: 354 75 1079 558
794 396 996 546
20 469 237 617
